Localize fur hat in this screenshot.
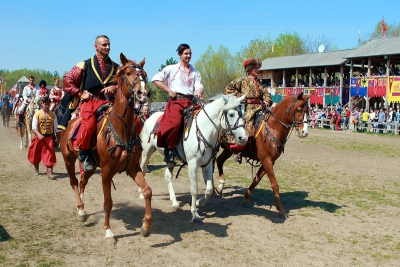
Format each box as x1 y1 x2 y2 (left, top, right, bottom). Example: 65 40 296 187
243 58 262 72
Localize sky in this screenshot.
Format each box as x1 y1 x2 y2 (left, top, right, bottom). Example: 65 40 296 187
0 0 398 84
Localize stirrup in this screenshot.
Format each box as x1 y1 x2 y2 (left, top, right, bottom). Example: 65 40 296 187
81 158 93 172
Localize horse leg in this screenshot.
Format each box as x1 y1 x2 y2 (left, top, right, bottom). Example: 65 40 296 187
188 162 202 224
138 141 156 200
165 166 179 208
214 147 233 194
100 170 116 244
196 162 214 207
244 162 287 218
128 162 152 238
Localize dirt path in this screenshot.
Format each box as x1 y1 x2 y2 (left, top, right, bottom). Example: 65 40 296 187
0 119 399 267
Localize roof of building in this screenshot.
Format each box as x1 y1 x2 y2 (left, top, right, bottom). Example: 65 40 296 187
260 37 400 70
345 36 400 59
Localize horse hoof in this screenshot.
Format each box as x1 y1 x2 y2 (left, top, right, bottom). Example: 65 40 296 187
77 214 87 222
278 213 287 219
105 236 117 244
140 226 151 237
242 202 251 208
192 218 203 225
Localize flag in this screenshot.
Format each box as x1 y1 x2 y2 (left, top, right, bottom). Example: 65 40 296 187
382 18 387 38
271 43 275 53
358 29 360 41
0 75 3 84
11 83 17 92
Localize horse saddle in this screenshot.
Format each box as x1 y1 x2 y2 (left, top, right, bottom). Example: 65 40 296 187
149 105 202 141
68 104 111 150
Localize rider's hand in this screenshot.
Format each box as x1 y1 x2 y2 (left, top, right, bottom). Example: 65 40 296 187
81 91 93 101
168 90 177 99
196 88 204 101
101 85 116 96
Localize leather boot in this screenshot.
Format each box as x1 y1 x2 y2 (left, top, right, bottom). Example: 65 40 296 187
47 166 54 180
78 149 93 172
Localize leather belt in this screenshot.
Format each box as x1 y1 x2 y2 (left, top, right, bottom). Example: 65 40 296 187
175 93 193 100
246 99 263 104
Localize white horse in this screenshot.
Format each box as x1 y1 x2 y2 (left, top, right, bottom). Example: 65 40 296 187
17 96 37 149
139 94 248 223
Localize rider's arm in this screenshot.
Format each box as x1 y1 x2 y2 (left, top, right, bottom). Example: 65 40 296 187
63 64 84 98
153 81 176 99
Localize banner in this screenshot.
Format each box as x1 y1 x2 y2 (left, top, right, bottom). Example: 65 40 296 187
350 78 357 96
310 88 323 105
387 76 400 103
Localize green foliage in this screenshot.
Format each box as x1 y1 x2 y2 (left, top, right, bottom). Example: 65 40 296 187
194 45 241 97
273 32 308 56
367 19 400 41
0 69 61 92
236 35 274 66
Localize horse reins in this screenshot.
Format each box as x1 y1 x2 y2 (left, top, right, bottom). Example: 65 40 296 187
106 64 146 172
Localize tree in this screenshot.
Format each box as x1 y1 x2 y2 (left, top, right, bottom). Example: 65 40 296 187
366 19 400 41
272 32 307 57
303 34 336 53
236 35 274 68
194 45 240 97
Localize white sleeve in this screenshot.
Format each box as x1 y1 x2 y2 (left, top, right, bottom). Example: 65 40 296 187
32 113 39 130
53 116 59 133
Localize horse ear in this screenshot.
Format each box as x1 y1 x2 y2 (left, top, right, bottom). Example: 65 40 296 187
120 53 128 65
238 95 246 103
297 92 304 100
222 95 229 104
139 58 146 67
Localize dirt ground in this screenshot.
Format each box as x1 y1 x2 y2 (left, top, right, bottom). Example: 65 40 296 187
0 117 399 267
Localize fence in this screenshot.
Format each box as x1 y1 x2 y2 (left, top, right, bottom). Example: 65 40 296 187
313 118 399 135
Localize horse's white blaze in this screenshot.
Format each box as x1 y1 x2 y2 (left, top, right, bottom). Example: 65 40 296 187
301 113 309 137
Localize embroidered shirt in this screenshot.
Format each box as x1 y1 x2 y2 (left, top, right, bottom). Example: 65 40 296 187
152 63 203 95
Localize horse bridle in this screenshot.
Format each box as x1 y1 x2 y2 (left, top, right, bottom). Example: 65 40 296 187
106 64 148 172
264 97 308 151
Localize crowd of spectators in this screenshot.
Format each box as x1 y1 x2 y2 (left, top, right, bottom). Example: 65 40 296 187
308 103 400 135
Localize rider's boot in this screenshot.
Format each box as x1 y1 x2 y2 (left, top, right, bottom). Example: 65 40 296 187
34 164 39 176
164 147 176 169
16 114 23 127
78 149 93 172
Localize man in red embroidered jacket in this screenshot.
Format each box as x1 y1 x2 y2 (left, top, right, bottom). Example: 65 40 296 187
62 35 119 171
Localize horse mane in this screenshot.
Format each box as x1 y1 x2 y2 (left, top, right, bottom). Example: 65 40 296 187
203 95 239 118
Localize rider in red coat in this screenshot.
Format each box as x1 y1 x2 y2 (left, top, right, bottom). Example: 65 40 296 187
62 35 119 171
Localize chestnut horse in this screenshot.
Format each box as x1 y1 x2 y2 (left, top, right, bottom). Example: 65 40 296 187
215 93 310 219
59 53 152 244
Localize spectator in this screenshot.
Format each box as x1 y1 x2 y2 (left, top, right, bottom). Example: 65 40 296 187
377 108 386 134
352 108 360 132
332 109 341 131
386 107 394 134
361 109 369 132
344 107 351 130
369 108 378 133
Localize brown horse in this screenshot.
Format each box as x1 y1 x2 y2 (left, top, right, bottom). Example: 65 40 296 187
59 53 152 244
215 93 310 219
1 98 12 128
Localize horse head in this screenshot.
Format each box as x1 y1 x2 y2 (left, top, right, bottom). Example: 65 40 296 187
285 92 310 137
115 53 149 104
221 94 248 146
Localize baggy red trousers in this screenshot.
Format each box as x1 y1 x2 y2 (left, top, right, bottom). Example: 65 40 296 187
27 135 56 167
75 99 108 150
157 98 192 149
